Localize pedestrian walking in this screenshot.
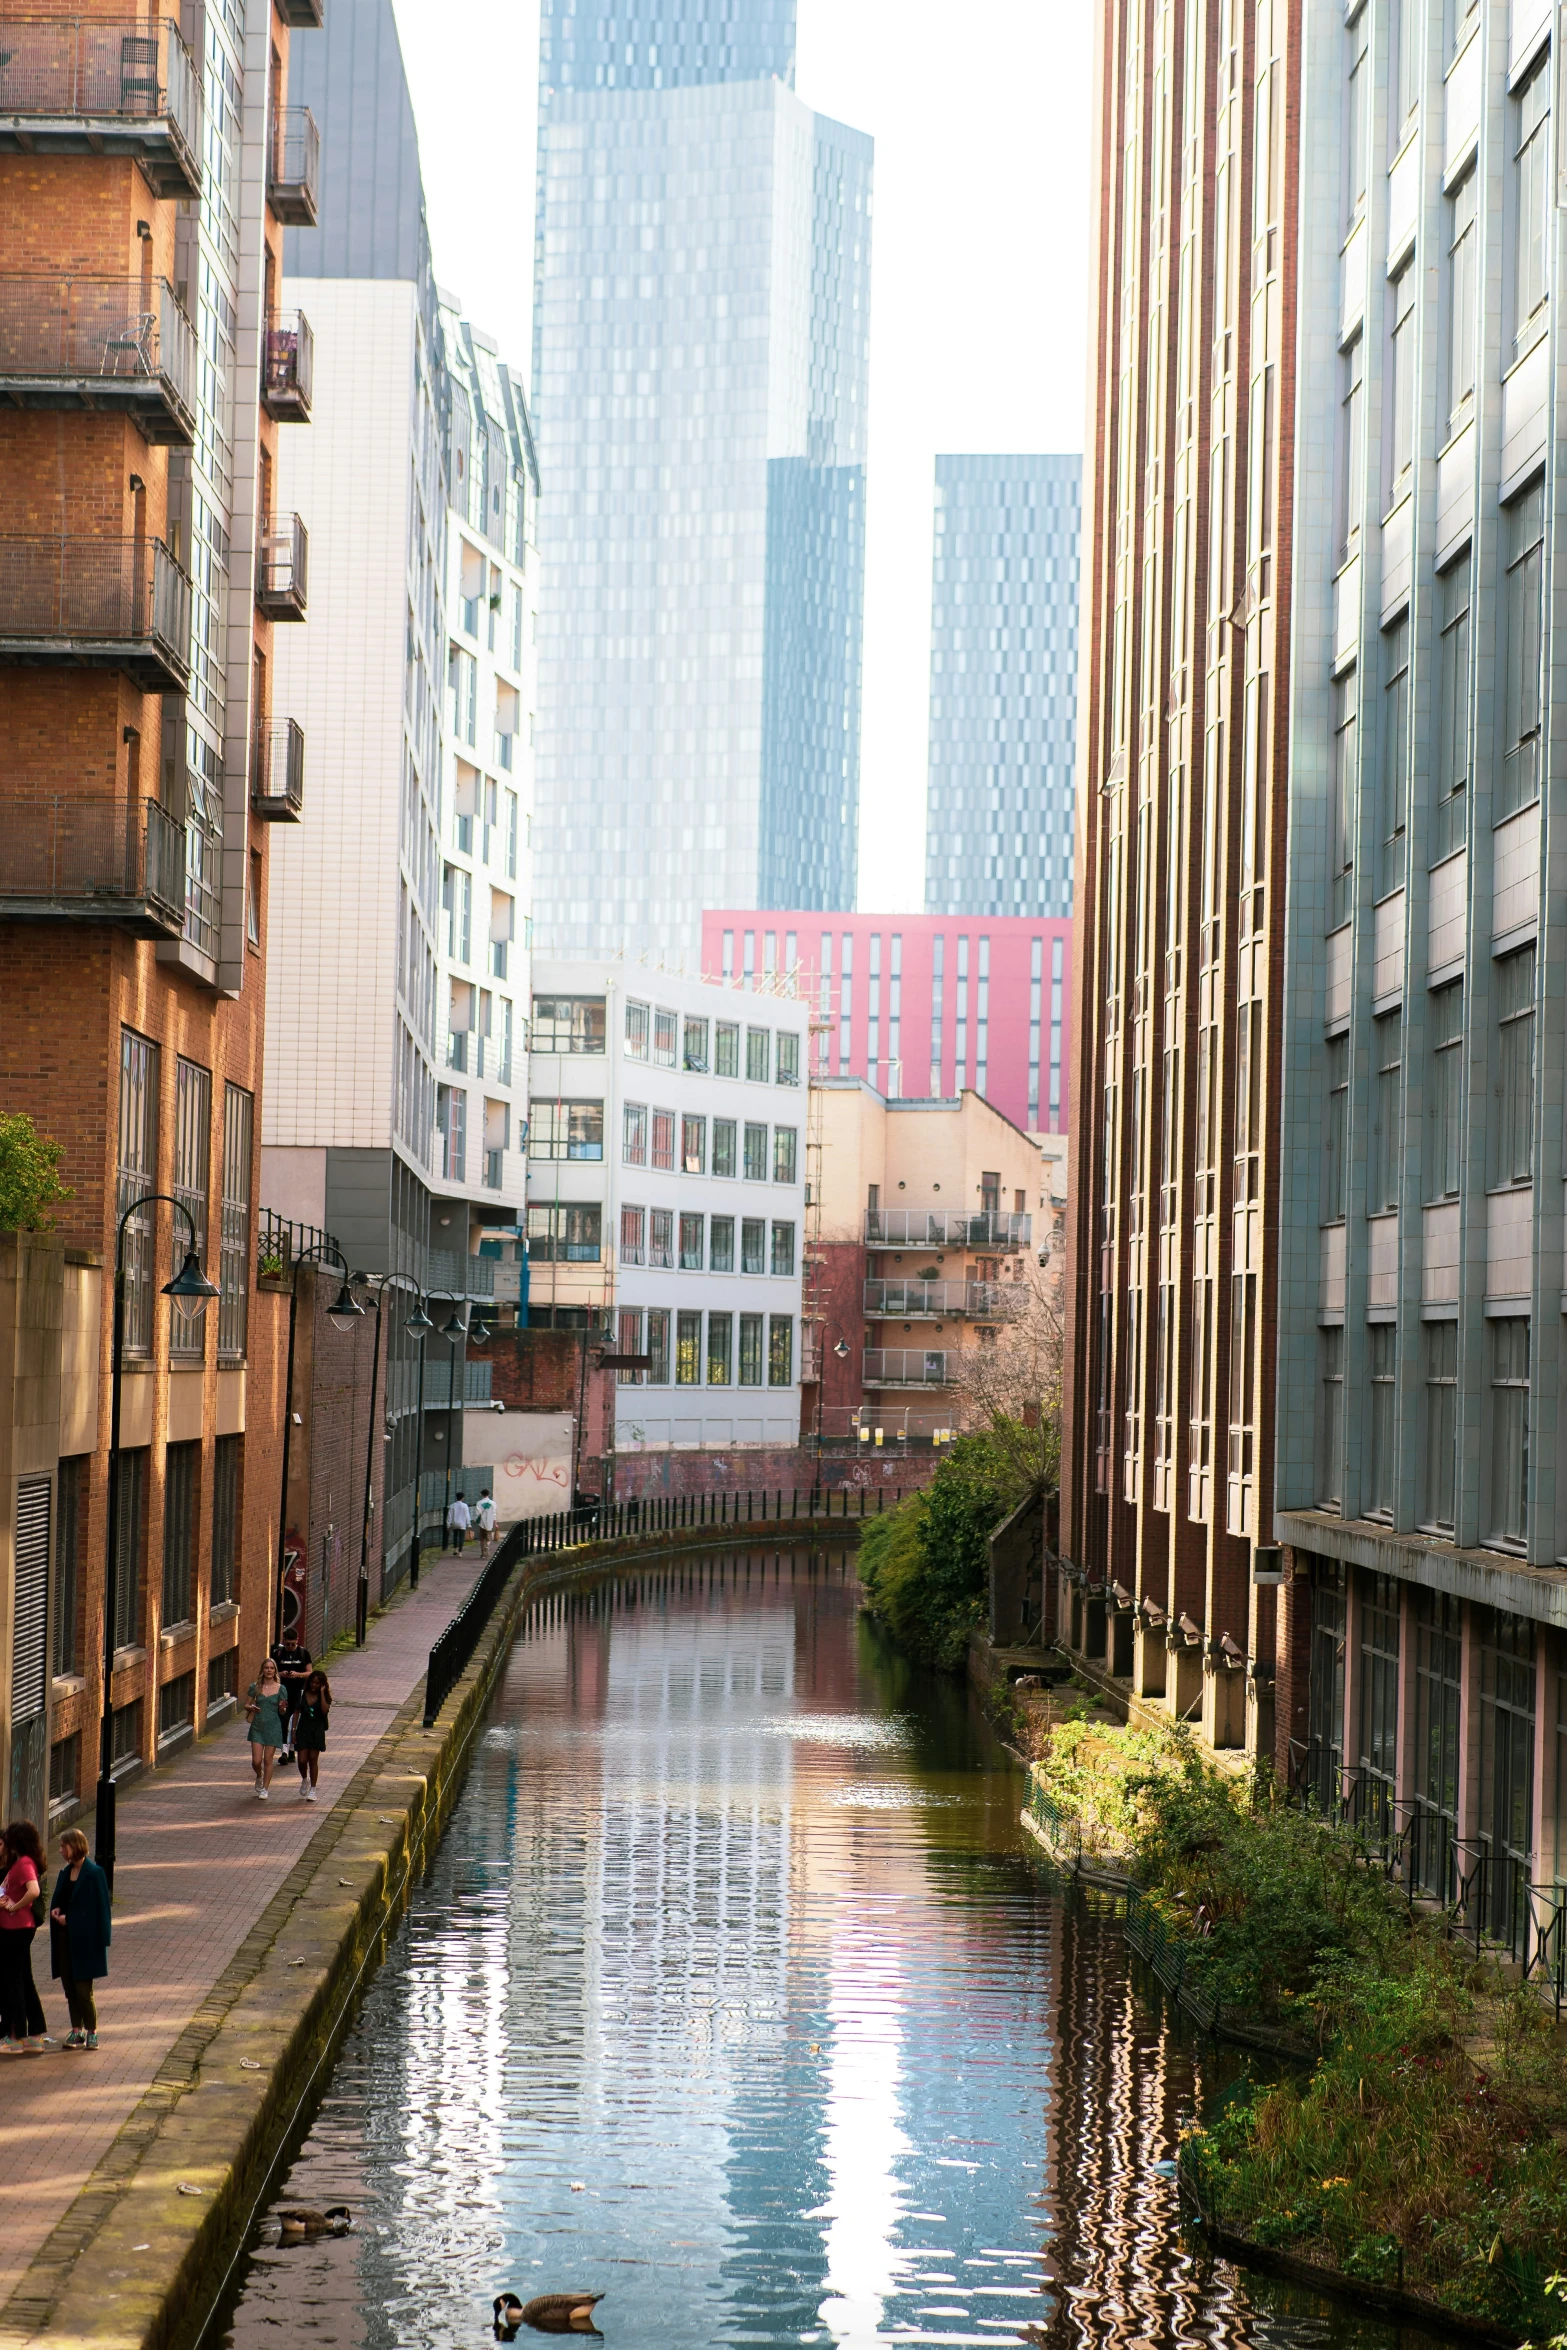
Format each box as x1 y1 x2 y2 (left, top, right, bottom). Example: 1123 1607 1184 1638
48 1828 110 2051
270 1631 312 1761
292 1669 333 1802
446 1493 471 1554
246 1659 288 1798
475 1490 497 1558
0 1821 47 2055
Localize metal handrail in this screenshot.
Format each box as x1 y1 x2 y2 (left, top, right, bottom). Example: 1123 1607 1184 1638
0 793 184 923
865 1208 1033 1249
864 1278 1024 1317
262 309 313 418
0 16 202 188
864 1348 951 1386
252 716 305 817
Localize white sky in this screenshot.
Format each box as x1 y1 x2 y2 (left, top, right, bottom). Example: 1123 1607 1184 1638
389 0 1093 913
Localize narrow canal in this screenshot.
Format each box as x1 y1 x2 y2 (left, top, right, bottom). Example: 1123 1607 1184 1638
222 1548 1413 2350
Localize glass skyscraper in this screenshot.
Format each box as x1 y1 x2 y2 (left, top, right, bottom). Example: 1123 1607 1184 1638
533 0 871 959
923 455 1081 920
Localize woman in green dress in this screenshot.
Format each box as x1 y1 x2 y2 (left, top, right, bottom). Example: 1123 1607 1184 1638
245 1659 288 1800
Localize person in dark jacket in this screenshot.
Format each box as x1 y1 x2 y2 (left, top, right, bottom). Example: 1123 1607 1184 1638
48 1827 110 2050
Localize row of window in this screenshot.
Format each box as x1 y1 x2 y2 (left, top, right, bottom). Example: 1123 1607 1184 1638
527 1099 799 1182
118 1030 253 1363
614 1307 794 1389
529 992 801 1085
50 1436 243 1683
619 1209 794 1275
1319 1315 1526 1553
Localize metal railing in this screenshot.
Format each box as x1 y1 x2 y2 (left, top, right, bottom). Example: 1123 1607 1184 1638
864 1278 1023 1318
252 717 305 820
419 1359 493 1409
425 1246 496 1300
0 536 190 687
0 795 184 933
0 274 196 439
0 16 202 193
864 1208 1032 1249
262 309 313 421
863 1348 952 1386
256 513 308 619
269 105 319 225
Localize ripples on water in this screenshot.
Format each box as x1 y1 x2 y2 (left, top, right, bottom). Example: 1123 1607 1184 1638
222 1549 1418 2350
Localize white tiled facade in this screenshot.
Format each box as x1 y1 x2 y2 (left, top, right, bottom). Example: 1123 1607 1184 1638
526 963 807 1450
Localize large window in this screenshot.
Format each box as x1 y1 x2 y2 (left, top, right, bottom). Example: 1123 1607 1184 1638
675 1311 701 1385
651 1109 676 1171
739 1314 764 1386
1330 669 1357 927
53 1455 85 1678
1502 483 1544 815
528 1100 604 1160
1388 263 1416 496
112 1446 147 1653
649 1209 673 1268
683 1016 709 1072
211 1434 240 1609
1413 1587 1461 1895
767 1316 793 1386
171 1060 211 1362
1317 1326 1344 1508
1324 1033 1349 1221
531 995 605 1054
1358 1569 1401 1832
526 1204 602 1262
712 1119 736 1178
1367 1326 1396 1520
653 1009 677 1066
118 1029 159 1358
1433 555 1470 860
219 1084 252 1363
1421 1320 1457 1530
1488 1318 1529 1549
709 1216 734 1272
770 1222 795 1277
741 1218 765 1275
1338 339 1363 564
646 1309 671 1384
623 1102 647 1165
1370 1009 1402 1214
1390 0 1419 142
746 1028 771 1083
681 1115 706 1175
625 1001 649 1059
743 1123 768 1182
706 1312 732 1385
1446 170 1476 432
620 1206 645 1267
1514 57 1551 355
1379 613 1409 893
1345 6 1369 228
161 1440 199 1628
715 1021 740 1078
679 1213 705 1271
1495 944 1535 1187
776 1032 800 1086
772 1127 798 1185
616 1308 644 1386
1307 1558 1348 1805
1429 981 1464 1200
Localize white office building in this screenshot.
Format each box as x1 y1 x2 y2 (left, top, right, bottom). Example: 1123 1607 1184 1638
526 963 807 1452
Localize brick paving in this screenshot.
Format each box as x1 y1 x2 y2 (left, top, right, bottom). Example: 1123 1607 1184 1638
0 1549 487 2307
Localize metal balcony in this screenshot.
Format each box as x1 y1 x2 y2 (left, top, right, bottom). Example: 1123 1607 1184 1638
864 1279 1024 1319
0 16 202 195
252 717 304 821
0 795 185 935
864 1207 1032 1249
863 1349 952 1388
0 537 191 689
269 106 319 226
0 275 196 441
261 308 313 422
256 514 307 620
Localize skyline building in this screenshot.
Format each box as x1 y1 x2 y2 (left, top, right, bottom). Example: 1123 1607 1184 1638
924 455 1081 921
531 0 872 960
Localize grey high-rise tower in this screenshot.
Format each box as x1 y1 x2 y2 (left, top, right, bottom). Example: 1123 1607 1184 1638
533 0 871 959
924 454 1081 920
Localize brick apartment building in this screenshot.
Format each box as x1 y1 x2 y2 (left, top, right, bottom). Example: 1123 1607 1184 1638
0 0 320 1826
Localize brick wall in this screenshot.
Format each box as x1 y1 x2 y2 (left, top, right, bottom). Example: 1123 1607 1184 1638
606 1443 942 1500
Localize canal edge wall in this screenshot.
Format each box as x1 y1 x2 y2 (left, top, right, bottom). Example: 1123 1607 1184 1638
0 1520 861 2350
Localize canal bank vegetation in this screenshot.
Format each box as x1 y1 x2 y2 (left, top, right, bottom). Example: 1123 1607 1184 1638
1032 1717 1567 2337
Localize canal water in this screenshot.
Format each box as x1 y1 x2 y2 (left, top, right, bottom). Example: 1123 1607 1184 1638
221 1548 1416 2350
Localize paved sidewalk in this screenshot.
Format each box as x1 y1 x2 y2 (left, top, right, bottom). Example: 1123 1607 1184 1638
0 1549 486 2308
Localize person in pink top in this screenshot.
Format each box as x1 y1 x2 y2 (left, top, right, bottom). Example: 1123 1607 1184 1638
0 1820 47 2056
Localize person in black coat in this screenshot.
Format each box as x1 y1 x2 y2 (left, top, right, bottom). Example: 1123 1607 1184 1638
48 1827 111 2050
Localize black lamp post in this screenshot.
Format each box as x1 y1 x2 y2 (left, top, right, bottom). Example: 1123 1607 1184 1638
275 1239 363 1653
349 1270 391 1646
98 1193 219 1896
405 1294 434 1586
437 1305 467 1551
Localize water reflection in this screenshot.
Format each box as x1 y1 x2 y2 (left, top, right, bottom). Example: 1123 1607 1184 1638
223 1550 1421 2350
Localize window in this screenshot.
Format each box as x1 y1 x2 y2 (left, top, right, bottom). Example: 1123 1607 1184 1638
161 1440 198 1629
651 1109 676 1172
211 1433 240 1608
743 1123 768 1182
1429 982 1464 1201
776 1032 800 1086
649 1209 674 1269
1338 337 1363 563
158 1670 195 1749
772 1127 798 1185
625 1001 650 1059
1346 5 1370 227
1358 1570 1401 1829
118 1029 159 1358
169 1059 211 1362
1422 1320 1458 1530
623 1102 648 1165
1317 1327 1345 1507
1446 169 1477 431
247 851 261 948
770 1222 795 1277
1489 1318 1529 1548
715 1021 740 1078
218 1084 252 1362
653 1009 677 1066
706 1312 733 1385
681 1115 706 1175
1413 1586 1460 1894
526 1204 601 1262
616 1307 644 1386
741 1218 765 1275
1368 1324 1396 1519
712 1119 736 1179
620 1206 646 1267
768 1316 793 1387
437 1085 466 1183
1514 57 1551 354
207 1647 237 1715
53 1455 84 1677
110 1698 142 1774
646 1309 671 1384
531 995 605 1054
1502 483 1544 816
746 1027 771 1083
981 1170 1001 1212
679 1213 705 1270
1391 0 1419 142
1495 944 1535 1187
1433 556 1470 860
1379 614 1409 894
49 1732 79 1816
1388 263 1416 497
675 1311 702 1385
1324 1033 1349 1222
1330 670 1356 928
1370 1010 1401 1213
709 1216 734 1272
112 1448 146 1652
683 1016 709 1072
739 1314 764 1386
528 1100 604 1160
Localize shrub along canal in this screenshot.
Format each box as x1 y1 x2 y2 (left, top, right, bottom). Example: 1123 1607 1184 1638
219 1547 1433 2349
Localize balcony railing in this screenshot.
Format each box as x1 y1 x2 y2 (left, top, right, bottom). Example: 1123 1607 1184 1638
262 308 313 422
0 275 196 441
0 16 202 195
863 1349 953 1388
864 1208 1032 1250
0 794 185 936
252 717 304 821
0 537 191 689
269 105 319 226
256 514 308 620
864 1279 1024 1319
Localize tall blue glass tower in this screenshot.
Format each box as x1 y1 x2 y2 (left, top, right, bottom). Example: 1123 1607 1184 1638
533 0 870 958
924 455 1081 920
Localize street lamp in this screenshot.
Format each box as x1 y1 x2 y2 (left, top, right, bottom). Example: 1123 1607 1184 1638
438 1306 467 1553
405 1293 435 1587
275 1237 362 1653
98 1193 219 1896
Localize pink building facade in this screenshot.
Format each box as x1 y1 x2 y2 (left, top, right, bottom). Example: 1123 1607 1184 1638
699 911 1073 1135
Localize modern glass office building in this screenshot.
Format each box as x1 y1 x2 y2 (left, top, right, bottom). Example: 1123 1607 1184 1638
532 0 871 959
924 455 1081 920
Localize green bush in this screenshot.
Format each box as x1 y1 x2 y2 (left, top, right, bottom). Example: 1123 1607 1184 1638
0 1112 72 1233
858 1427 1031 1670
